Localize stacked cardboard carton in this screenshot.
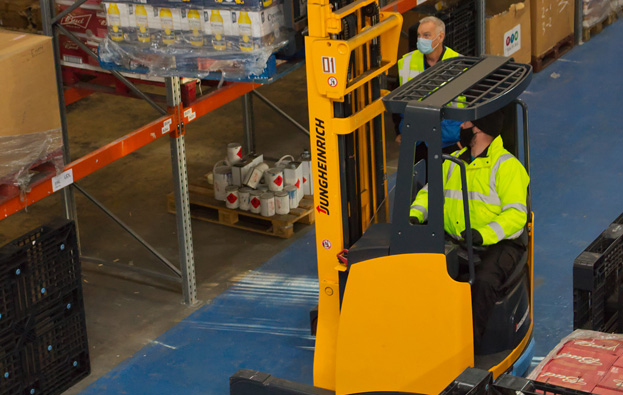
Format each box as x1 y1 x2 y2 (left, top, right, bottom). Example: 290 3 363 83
530 330 623 393
0 29 63 188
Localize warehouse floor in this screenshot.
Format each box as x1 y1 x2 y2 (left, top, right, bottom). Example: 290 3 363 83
1 17 622 395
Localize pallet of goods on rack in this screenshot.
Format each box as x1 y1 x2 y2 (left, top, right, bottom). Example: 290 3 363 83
95 0 303 81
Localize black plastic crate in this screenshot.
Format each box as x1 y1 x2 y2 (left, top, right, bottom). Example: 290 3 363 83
0 330 24 395
0 220 89 395
573 213 623 332
0 219 82 326
21 309 90 395
409 0 477 56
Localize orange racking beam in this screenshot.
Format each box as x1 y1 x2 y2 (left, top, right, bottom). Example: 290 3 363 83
381 0 425 14
181 81 260 125
0 82 257 219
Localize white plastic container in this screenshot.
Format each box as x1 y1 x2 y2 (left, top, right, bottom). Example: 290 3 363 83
274 191 289 215
244 162 269 189
213 160 232 201
260 192 275 217
249 190 262 214
285 185 298 209
238 187 252 211
225 185 239 209
264 167 284 192
283 161 303 204
300 151 313 196
227 142 242 165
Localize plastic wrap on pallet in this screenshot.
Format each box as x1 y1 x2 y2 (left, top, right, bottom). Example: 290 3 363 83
528 329 623 393
0 129 64 193
99 2 287 79
583 0 613 28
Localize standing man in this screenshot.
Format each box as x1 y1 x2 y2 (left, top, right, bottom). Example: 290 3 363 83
395 16 462 160
409 110 530 349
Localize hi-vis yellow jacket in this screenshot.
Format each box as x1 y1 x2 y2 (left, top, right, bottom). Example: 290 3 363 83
409 136 530 246
398 46 461 85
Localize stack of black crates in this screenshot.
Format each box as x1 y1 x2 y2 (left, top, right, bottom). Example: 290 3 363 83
0 219 89 395
574 213 623 333
408 0 477 57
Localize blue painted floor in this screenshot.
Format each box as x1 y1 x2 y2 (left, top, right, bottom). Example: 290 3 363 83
82 21 623 394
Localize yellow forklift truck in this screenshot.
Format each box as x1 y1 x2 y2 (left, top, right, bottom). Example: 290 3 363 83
230 55 535 395
230 0 535 391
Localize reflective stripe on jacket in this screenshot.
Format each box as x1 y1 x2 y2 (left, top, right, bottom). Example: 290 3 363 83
409 136 530 246
397 46 461 85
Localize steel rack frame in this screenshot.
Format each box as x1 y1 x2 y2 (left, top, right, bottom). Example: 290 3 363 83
0 0 303 306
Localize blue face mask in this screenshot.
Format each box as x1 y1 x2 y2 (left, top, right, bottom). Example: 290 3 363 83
417 34 440 55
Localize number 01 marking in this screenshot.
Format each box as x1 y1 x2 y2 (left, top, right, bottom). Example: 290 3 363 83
322 57 336 74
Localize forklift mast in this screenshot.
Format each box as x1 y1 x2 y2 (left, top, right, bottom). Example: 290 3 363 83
305 0 402 389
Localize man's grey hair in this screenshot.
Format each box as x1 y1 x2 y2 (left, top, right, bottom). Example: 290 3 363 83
420 16 446 35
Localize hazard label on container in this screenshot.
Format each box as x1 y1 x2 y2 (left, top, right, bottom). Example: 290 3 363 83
273 175 283 187
227 193 238 204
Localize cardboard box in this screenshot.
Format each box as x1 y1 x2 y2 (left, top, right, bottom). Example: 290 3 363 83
485 0 532 64
0 29 61 137
530 0 575 57
536 362 599 392
551 345 617 372
0 0 41 30
594 386 623 395
599 366 623 391
57 0 107 39
59 34 100 67
566 338 623 357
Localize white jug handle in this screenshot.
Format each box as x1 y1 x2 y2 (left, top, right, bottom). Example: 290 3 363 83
276 155 294 166
213 159 228 174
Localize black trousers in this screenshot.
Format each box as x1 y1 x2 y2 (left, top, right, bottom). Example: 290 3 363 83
459 240 526 348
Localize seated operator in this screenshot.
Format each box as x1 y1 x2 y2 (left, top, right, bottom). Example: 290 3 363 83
408 110 530 348
395 15 462 163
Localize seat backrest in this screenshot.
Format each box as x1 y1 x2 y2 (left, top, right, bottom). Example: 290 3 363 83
500 103 519 157
335 253 474 395
499 102 532 217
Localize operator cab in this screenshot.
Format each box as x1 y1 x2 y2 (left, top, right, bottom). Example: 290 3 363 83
344 56 534 373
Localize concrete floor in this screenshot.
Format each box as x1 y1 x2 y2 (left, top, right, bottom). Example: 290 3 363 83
0 66 400 393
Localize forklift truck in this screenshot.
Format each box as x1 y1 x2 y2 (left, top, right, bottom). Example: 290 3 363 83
230 54 535 394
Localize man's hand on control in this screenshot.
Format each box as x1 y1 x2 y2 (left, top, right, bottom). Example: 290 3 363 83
461 229 483 246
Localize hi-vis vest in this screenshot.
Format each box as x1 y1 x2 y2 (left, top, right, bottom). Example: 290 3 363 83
398 47 461 85
410 136 530 246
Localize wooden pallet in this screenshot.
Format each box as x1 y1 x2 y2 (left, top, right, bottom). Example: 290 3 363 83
531 34 575 73
583 11 619 42
167 183 315 238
